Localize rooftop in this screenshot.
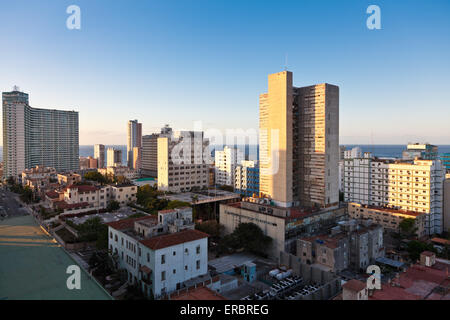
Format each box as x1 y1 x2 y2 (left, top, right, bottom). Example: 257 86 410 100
0 215 111 300
107 216 156 231
170 286 226 300
139 229 208 250
342 279 366 292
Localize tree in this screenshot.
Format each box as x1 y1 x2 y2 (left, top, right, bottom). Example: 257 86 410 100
195 220 224 239
107 200 120 212
84 171 108 184
406 240 435 261
399 218 417 239
222 223 272 257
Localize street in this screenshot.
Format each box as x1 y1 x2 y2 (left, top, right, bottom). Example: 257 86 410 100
0 186 30 220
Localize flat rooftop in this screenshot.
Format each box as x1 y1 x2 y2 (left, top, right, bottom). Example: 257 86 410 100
161 190 240 205
0 215 112 300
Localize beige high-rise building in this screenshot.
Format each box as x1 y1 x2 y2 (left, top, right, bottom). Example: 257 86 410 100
107 148 122 167
133 146 142 171
259 71 339 208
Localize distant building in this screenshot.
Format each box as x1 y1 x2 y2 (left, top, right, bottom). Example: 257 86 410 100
215 146 244 186
79 156 98 170
107 148 122 167
2 89 79 179
402 143 438 160
348 202 427 238
141 126 173 177
342 279 368 301
107 208 208 298
98 166 138 181
441 153 450 172
94 144 105 168
127 120 142 168
157 131 209 192
133 147 142 171
234 160 259 197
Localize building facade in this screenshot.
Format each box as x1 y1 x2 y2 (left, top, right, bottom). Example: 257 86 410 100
2 89 79 179
348 202 427 237
107 148 123 167
215 146 244 186
259 71 339 209
344 155 445 235
234 160 260 197
402 143 438 161
94 144 105 169
157 131 210 192
107 208 208 298
127 120 142 169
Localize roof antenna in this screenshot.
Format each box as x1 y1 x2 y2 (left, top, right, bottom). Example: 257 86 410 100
284 53 288 71
13 85 20 92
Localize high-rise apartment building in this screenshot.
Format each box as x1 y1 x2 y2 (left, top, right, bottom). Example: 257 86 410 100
214 146 244 186
133 147 142 171
2 89 79 179
127 120 142 168
94 144 105 168
344 153 445 235
107 148 122 167
157 131 209 192
259 71 339 208
141 126 173 177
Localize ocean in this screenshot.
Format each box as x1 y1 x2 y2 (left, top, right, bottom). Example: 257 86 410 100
1 145 450 162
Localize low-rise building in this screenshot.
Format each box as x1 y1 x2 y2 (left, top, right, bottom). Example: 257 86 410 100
348 202 427 238
57 173 82 186
45 183 137 215
219 197 347 259
297 220 384 272
21 166 56 195
107 208 209 298
98 166 139 181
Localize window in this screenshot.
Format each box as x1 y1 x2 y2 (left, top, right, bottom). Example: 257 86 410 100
161 254 165 264
173 251 176 256
196 246 200 254
161 271 166 281
196 260 200 270
173 269 176 274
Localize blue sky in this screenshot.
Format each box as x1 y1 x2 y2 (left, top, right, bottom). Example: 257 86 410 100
1 0 449 145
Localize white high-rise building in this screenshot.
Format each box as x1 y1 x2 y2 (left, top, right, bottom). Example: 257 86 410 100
94 144 105 169
157 131 210 192
2 89 79 179
344 153 445 235
214 146 244 186
127 120 142 169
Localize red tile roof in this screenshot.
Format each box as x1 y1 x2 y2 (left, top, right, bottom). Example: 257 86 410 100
45 191 60 199
140 229 208 250
158 209 176 214
342 279 366 292
54 201 89 210
106 216 156 231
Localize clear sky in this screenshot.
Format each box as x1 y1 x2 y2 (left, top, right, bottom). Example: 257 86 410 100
1 0 449 145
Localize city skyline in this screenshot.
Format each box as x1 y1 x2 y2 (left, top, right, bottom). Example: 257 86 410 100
1 0 450 145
